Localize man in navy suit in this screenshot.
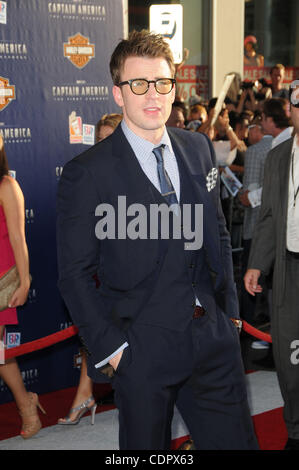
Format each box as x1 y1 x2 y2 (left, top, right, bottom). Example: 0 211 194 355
56 30 258 450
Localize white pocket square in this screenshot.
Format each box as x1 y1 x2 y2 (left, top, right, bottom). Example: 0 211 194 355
206 167 218 192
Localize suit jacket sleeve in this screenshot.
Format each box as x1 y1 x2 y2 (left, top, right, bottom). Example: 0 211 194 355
56 159 127 364
248 151 276 274
204 134 239 318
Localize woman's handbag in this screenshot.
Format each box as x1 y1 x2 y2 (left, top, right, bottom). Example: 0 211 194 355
0 265 20 311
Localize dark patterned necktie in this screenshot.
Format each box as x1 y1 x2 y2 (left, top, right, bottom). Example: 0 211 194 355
152 145 178 207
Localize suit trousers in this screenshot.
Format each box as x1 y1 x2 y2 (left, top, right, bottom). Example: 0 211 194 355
112 310 258 450
271 253 299 439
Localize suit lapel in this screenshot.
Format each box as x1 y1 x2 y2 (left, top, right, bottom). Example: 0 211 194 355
111 126 169 249
168 130 221 269
111 125 163 205
168 131 219 219
279 138 293 217
168 130 207 199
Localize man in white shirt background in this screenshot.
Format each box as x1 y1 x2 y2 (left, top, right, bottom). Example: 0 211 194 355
241 98 293 354
244 83 299 450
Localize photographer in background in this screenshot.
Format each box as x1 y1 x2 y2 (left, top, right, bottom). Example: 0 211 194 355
236 81 258 114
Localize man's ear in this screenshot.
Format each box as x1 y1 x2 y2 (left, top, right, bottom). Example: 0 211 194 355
112 85 124 108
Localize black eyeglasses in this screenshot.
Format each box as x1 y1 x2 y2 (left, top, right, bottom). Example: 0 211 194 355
118 78 176 95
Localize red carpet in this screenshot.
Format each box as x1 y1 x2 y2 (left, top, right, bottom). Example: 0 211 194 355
0 383 114 441
171 408 288 450
0 384 288 449
252 407 288 450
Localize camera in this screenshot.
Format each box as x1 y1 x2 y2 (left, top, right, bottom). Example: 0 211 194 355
241 80 254 90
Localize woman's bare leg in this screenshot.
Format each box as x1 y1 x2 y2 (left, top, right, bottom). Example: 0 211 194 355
58 349 94 423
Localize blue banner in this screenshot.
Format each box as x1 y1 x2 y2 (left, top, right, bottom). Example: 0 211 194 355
0 0 124 403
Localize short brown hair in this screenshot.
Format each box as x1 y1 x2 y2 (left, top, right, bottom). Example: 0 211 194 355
263 98 291 129
190 104 206 115
110 30 175 85
0 135 9 181
270 63 285 75
96 113 122 133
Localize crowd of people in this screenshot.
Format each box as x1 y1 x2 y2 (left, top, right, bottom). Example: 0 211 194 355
0 26 299 450
168 62 294 325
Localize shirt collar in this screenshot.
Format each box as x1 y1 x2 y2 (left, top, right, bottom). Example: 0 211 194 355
121 119 174 165
272 126 294 148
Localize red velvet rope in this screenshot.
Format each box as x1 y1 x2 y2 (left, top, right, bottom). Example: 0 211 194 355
242 320 272 343
4 325 79 360
3 320 271 360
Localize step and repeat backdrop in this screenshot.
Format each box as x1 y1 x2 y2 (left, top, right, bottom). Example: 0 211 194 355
0 0 124 404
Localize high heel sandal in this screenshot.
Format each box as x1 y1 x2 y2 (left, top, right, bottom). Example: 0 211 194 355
19 392 47 439
58 396 97 425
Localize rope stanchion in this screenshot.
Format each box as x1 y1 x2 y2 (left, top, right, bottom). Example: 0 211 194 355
242 320 272 343
4 325 79 360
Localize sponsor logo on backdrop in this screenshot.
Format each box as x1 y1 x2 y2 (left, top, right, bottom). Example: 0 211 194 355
28 287 37 304
6 332 21 349
0 41 28 60
69 111 82 143
25 209 35 224
48 1 106 21
1 368 39 391
0 126 31 144
56 166 63 179
73 351 83 369
0 1 7 25
52 81 109 102
60 321 73 330
82 124 95 145
69 111 95 145
0 76 15 111
64 33 95 69
21 368 39 387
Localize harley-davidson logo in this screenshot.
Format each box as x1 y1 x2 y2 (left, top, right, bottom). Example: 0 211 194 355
63 33 95 69
0 76 16 111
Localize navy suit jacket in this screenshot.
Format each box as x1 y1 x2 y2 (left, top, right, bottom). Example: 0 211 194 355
56 125 239 376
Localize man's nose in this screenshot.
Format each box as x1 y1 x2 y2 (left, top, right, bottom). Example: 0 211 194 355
146 82 159 97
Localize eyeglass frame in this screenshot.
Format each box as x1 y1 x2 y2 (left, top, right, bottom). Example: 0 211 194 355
117 78 176 95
